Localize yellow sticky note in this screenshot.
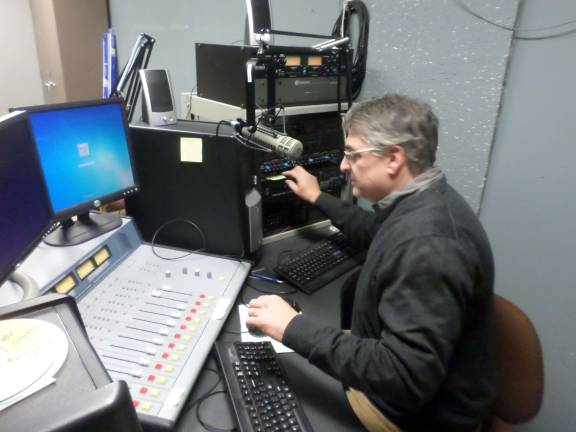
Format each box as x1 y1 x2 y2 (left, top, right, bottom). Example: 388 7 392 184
180 137 203 162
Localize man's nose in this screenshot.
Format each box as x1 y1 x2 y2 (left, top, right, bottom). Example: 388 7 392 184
340 156 350 173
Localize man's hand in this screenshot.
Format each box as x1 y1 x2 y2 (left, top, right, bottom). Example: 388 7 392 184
246 295 299 342
282 166 322 204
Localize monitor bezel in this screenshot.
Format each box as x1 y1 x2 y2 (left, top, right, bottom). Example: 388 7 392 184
0 111 55 286
13 97 139 222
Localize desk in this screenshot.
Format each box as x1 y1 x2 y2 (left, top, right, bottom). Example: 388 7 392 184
175 226 364 431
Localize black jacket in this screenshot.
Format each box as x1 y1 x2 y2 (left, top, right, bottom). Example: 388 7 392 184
283 178 496 432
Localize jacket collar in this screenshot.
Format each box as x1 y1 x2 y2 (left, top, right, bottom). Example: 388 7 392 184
372 167 445 215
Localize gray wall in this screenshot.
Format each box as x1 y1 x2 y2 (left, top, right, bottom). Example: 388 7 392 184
107 0 342 121
480 0 576 430
363 0 519 210
108 0 518 210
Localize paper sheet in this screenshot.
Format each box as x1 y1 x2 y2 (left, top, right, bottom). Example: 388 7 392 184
238 305 293 354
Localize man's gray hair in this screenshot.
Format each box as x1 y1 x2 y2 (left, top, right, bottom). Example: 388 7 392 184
342 94 439 175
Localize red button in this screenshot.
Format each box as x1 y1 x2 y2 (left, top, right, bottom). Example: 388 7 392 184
162 352 169 359
140 387 148 394
195 301 202 306
174 333 181 339
147 375 155 382
199 294 206 298
185 316 192 321
190 309 197 314
168 342 175 348
155 363 162 370
133 400 140 408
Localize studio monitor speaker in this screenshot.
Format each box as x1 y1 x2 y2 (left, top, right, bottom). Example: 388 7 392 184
139 69 177 126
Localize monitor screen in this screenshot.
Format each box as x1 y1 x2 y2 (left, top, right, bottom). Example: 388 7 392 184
19 98 138 246
0 111 53 286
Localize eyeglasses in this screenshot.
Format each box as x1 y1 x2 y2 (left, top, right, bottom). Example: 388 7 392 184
342 147 381 161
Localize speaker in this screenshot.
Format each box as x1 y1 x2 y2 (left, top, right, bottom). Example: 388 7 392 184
139 69 177 126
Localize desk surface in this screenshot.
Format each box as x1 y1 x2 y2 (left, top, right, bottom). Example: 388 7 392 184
175 226 364 431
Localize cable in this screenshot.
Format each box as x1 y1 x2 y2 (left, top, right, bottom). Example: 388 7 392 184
185 87 196 120
8 271 40 300
233 117 274 155
454 0 576 40
340 0 348 38
331 0 369 100
196 390 238 432
215 120 230 138
150 218 207 260
181 366 222 413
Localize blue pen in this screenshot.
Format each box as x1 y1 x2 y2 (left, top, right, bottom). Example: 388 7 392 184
249 272 284 284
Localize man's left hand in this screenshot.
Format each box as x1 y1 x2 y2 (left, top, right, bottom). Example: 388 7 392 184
246 295 299 342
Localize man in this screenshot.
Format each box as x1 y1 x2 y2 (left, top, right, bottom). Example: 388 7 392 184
246 94 495 432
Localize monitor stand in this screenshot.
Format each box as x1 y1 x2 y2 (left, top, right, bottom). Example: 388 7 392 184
44 212 122 247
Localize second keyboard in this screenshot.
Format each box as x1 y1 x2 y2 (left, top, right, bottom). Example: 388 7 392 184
274 231 364 294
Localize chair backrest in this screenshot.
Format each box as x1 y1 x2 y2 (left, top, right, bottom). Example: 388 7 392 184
491 294 544 424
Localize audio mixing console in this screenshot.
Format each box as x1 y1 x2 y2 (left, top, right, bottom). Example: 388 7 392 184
11 217 251 431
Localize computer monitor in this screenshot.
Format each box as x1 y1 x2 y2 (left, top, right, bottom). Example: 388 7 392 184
18 98 138 247
0 111 54 286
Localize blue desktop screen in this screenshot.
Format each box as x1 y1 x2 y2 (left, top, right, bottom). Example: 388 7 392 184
27 102 135 213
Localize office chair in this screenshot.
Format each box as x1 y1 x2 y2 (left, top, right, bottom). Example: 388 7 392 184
483 294 544 432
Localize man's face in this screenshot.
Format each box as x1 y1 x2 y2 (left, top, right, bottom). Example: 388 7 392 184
340 129 391 202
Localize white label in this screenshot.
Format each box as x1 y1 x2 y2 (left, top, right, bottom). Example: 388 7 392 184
180 137 203 162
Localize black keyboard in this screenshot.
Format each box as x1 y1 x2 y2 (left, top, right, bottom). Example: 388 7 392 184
214 341 314 432
274 231 364 294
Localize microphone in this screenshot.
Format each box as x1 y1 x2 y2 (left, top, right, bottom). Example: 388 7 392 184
236 124 303 160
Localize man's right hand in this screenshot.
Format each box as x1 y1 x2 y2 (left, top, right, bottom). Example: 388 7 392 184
282 166 321 204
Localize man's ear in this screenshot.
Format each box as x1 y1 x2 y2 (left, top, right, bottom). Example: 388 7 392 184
385 145 407 176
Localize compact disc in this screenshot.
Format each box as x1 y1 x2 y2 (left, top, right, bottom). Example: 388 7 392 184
0 318 69 402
